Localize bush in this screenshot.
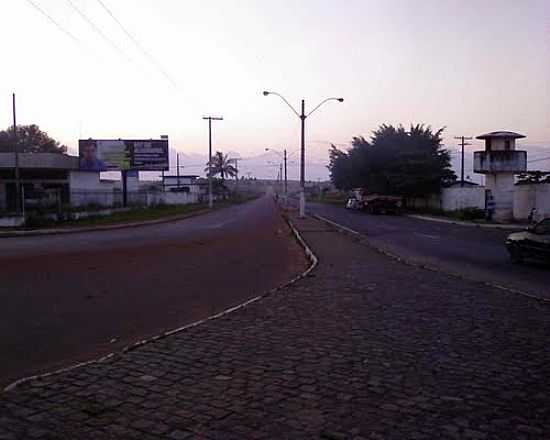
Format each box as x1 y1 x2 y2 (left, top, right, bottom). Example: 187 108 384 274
453 207 485 221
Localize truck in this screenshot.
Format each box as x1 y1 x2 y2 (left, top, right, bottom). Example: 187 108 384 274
345 189 403 215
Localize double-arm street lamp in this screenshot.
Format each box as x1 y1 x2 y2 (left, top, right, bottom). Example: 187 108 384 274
265 147 299 199
263 91 343 217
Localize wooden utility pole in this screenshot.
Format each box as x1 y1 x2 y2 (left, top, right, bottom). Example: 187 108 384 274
12 93 21 215
202 116 223 208
454 136 472 187
283 149 287 196
176 153 180 189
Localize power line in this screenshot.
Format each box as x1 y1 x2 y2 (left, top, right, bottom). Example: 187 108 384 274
95 0 177 87
65 0 132 63
25 0 81 45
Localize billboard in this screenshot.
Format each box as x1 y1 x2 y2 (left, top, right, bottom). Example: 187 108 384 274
78 139 169 172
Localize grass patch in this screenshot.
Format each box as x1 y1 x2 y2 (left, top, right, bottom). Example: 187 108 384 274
18 194 259 230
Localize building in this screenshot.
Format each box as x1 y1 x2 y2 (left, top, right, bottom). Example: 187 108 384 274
0 152 78 212
474 131 527 222
0 153 203 220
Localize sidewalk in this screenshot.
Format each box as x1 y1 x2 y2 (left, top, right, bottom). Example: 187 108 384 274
1 213 549 439
407 213 526 230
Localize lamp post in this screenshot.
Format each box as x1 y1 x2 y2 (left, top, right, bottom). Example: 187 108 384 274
263 91 343 217
266 147 296 199
202 116 223 209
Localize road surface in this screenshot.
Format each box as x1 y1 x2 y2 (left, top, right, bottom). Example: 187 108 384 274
0 196 306 387
2 212 549 439
309 202 550 299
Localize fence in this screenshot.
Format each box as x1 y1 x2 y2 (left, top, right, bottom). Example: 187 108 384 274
0 189 203 218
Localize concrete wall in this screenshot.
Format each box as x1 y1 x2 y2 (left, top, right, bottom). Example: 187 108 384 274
486 173 515 222
146 191 199 206
474 151 527 174
407 187 485 212
514 184 550 222
441 186 486 211
69 171 116 207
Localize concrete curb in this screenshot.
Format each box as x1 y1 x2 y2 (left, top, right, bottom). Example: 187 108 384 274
406 214 525 230
3 212 319 393
0 208 212 238
313 214 550 304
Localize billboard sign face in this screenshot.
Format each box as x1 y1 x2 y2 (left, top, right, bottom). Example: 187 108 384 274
79 139 169 172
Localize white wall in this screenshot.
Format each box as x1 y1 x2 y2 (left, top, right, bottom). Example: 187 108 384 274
441 186 486 211
146 191 199 206
514 184 550 222
486 173 515 222
69 171 116 207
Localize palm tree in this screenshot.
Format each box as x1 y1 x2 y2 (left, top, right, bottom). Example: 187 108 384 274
205 151 238 182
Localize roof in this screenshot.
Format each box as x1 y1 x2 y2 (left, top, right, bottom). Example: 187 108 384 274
0 152 79 170
476 131 525 140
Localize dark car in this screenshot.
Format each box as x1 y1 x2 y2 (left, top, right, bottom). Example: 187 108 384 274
505 218 550 264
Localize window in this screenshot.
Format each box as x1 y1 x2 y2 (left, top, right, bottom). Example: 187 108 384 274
486 139 492 151
504 140 511 150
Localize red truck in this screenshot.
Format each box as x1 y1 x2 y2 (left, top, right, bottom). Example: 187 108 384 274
346 189 403 215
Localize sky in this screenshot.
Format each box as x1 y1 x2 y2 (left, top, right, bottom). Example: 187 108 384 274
1 0 549 180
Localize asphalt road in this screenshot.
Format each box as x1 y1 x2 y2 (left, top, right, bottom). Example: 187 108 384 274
308 202 550 299
0 196 306 387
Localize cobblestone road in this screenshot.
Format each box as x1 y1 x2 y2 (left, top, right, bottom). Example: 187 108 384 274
1 213 549 439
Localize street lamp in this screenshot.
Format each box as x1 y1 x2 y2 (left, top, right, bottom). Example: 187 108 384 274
265 147 298 199
263 91 343 217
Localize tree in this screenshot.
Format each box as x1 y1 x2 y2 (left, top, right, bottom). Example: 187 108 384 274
0 124 67 154
328 124 455 197
205 151 238 182
516 171 550 184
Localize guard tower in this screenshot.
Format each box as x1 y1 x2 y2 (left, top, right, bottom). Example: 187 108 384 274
474 131 527 222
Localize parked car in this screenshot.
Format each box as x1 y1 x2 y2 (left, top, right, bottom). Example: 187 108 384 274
505 218 550 264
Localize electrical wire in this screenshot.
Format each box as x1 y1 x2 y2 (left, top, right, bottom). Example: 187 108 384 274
65 0 132 64
95 0 177 87
25 0 81 45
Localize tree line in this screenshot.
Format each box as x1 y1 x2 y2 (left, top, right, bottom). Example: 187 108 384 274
0 125 67 154
328 124 456 197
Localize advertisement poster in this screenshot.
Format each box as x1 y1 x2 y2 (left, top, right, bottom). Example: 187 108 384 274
79 139 169 172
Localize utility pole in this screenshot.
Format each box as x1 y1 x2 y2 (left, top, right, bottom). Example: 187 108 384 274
176 153 180 189
279 162 283 193
234 158 239 195
12 93 21 215
283 149 287 197
454 136 472 187
202 116 223 209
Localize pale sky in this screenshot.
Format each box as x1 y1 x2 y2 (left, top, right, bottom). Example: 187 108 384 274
2 0 550 179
